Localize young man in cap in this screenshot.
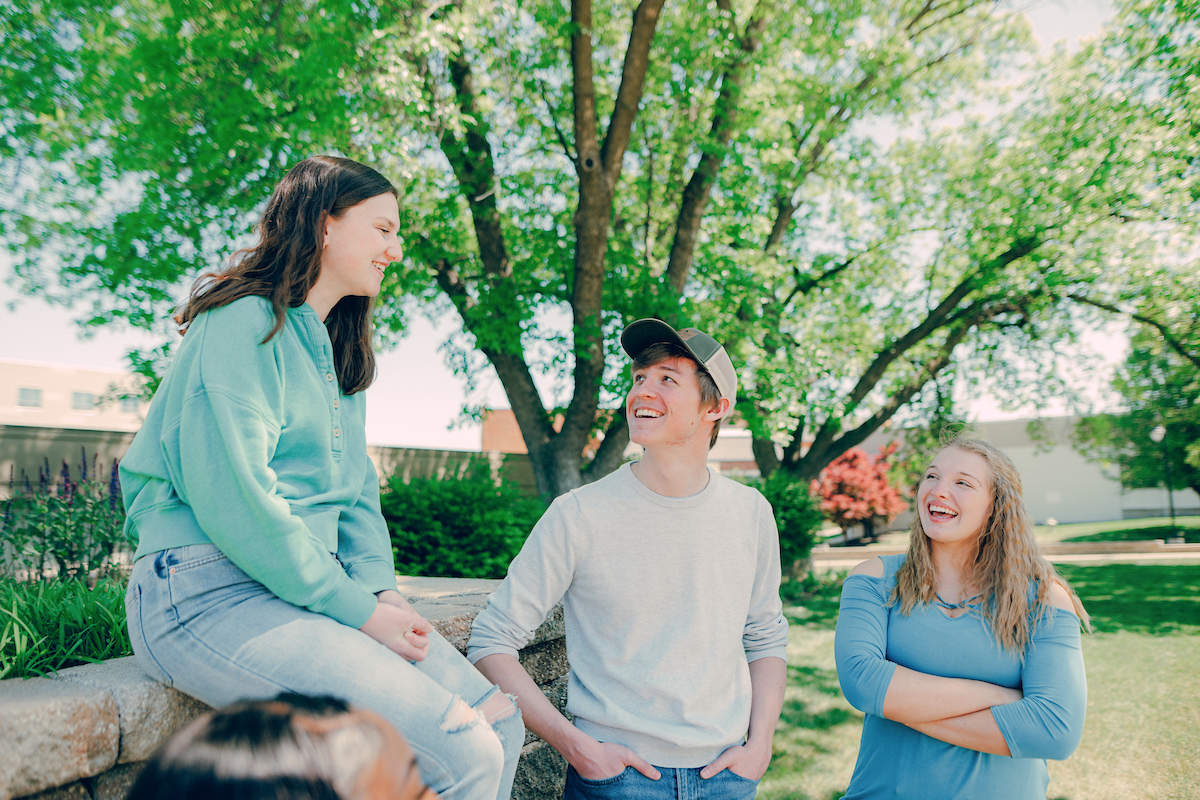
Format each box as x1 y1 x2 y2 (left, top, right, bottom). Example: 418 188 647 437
468 319 788 800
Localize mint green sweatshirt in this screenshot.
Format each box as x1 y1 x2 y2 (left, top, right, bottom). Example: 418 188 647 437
119 296 396 628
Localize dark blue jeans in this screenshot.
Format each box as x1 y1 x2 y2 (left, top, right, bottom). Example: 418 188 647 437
564 765 759 800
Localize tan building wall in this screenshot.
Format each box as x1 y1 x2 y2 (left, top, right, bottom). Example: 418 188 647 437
1 424 135 492
0 359 146 432
1 361 538 497
862 416 1199 525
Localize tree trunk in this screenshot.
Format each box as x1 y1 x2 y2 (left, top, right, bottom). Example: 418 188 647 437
751 435 781 479
432 0 664 503
861 516 875 543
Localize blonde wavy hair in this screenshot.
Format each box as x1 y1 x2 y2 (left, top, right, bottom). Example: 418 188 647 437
891 434 1089 658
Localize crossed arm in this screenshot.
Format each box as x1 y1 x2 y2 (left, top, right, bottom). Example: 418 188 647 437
836 558 1085 759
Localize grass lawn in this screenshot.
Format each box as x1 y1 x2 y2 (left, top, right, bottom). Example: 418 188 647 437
1034 515 1200 545
761 563 1200 800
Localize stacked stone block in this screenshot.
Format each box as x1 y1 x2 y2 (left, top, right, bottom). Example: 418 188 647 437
0 577 568 800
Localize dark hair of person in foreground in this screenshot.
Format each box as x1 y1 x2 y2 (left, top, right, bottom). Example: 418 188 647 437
125 692 435 800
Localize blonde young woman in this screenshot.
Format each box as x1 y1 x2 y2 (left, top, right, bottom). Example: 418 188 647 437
834 435 1088 799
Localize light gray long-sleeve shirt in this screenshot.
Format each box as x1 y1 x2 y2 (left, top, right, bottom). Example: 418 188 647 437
468 462 789 767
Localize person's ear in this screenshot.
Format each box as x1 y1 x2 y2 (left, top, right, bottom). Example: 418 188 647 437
704 397 731 421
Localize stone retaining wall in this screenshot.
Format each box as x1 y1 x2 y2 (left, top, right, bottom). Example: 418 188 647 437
0 577 568 800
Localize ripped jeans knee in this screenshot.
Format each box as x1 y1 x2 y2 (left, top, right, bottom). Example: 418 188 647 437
439 686 520 732
473 685 524 771
423 686 522 800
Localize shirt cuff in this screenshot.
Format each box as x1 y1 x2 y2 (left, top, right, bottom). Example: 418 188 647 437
466 643 521 664
314 581 380 629
746 645 790 664
345 558 400 595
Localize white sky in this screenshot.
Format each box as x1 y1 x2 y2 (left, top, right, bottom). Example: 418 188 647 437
0 0 1118 448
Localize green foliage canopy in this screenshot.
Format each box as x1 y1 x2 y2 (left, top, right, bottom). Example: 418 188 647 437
3 0 1197 499
1075 330 1200 496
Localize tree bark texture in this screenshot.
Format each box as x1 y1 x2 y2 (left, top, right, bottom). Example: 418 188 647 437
433 0 664 501
664 0 768 293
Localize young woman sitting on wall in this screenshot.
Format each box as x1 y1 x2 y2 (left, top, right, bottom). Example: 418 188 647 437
119 156 522 800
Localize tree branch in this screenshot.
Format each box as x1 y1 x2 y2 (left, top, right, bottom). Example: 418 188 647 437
582 408 630 482
782 252 860 306
798 236 1041 472
664 0 768 292
805 308 980 473
562 0 665 458
781 413 805 465
781 228 943 305
752 433 782 479
1067 292 1200 369
909 0 978 41
441 55 511 279
571 0 601 178
600 0 668 188
538 78 576 163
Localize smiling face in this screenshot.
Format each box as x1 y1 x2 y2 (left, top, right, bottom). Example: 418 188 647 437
626 356 723 450
310 192 403 315
917 446 993 550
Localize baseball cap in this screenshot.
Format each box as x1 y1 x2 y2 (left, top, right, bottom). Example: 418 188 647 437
620 318 738 414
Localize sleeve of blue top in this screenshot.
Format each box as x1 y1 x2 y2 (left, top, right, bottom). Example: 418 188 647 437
335 455 400 594
835 573 897 717
172 386 378 629
990 608 1087 760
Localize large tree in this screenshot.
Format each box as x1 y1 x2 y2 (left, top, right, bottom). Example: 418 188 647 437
1 0 1031 501
3 0 1196 501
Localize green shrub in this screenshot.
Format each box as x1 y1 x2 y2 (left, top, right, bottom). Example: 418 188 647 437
748 472 826 578
0 576 131 680
3 451 126 580
380 460 546 579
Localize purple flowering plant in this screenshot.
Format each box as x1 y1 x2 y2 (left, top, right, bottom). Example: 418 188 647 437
2 448 126 582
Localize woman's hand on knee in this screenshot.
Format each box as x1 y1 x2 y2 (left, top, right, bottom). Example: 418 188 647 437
376 589 414 611
359 600 434 661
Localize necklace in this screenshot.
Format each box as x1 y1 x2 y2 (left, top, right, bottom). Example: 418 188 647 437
934 592 982 611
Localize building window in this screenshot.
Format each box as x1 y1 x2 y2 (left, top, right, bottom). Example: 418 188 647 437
18 387 42 408
121 396 139 413
72 392 95 411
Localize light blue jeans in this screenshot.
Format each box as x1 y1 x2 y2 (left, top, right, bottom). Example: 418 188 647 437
564 765 759 800
125 544 523 800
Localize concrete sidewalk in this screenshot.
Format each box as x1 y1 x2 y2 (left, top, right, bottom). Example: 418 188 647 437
810 540 1200 573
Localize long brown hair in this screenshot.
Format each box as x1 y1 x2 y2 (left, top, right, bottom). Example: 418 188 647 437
176 156 396 395
891 434 1089 658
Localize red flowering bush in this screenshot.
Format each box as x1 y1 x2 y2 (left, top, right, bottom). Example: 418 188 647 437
811 444 908 540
